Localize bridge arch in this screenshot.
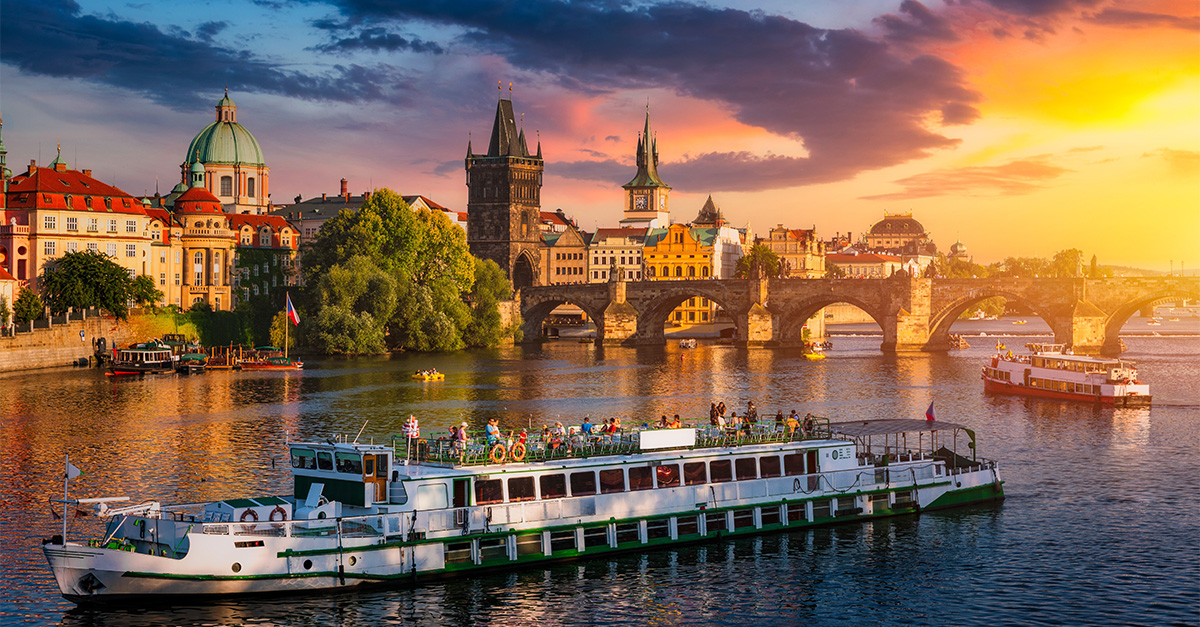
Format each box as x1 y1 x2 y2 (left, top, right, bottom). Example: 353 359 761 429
1100 287 1200 352
633 283 745 344
520 295 605 342
774 296 888 346
927 289 1049 349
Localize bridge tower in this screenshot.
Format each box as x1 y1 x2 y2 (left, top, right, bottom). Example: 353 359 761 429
466 90 544 290
620 106 671 228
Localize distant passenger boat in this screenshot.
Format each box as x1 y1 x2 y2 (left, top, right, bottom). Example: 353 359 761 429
981 343 1150 406
43 417 1003 604
1012 320 1027 325
241 347 302 371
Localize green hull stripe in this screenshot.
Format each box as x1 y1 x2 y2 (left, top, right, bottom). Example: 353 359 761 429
927 482 1005 510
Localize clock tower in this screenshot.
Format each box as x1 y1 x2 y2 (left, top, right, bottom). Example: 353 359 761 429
620 108 671 228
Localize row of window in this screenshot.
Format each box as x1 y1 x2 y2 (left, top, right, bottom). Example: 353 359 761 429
555 266 583 275
1030 378 1099 394
43 241 136 258
44 216 134 233
648 266 711 278
473 453 815 505
593 270 643 280
218 176 256 198
594 255 641 266
554 252 583 261
983 367 1011 381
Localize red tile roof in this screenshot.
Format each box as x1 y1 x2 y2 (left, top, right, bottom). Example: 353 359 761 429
594 227 649 238
827 253 902 263
173 186 224 215
403 195 448 211
6 164 146 215
228 214 297 249
0 266 17 282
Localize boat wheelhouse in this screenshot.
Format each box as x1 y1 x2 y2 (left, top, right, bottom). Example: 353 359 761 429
981 343 1150 406
43 418 1002 604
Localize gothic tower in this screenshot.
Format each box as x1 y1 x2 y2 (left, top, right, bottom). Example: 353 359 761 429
466 94 544 290
621 107 671 228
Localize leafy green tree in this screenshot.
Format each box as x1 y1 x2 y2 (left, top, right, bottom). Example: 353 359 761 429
463 259 516 348
269 311 297 351
0 295 9 326
1050 249 1084 278
39 250 136 319
13 287 43 324
390 273 470 352
308 306 386 354
304 256 397 354
825 260 846 278
131 274 163 309
735 244 780 279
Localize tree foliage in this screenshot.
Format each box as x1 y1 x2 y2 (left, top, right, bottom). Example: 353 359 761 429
462 259 517 348
131 274 164 308
0 295 8 327
39 250 137 319
734 244 781 279
13 287 43 324
269 311 296 352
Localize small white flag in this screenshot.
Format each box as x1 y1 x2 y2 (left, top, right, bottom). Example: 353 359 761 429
66 460 82 480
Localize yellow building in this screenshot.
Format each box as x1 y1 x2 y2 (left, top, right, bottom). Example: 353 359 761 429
762 224 825 278
644 223 718 326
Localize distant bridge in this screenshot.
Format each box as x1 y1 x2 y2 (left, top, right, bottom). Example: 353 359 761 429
518 275 1200 354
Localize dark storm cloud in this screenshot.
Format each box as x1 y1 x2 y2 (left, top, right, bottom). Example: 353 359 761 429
1084 9 1200 30
0 0 408 110
874 0 957 43
318 0 981 190
980 0 1105 18
194 21 229 43
312 25 445 54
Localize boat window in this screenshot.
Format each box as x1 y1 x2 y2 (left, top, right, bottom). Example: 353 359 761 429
376 455 388 478
475 479 503 505
599 469 625 494
316 452 333 471
516 533 543 557
540 474 567 499
583 525 609 549
705 511 727 533
735 458 757 480
363 456 375 477
335 452 362 475
615 522 640 545
569 471 597 496
761 505 781 526
416 483 448 509
647 518 670 540
783 453 805 476
837 496 857 514
709 460 733 483
628 467 653 491
677 515 700 536
550 530 577 553
290 449 316 470
683 462 707 485
656 464 681 488
760 456 781 478
508 477 536 502
812 500 832 519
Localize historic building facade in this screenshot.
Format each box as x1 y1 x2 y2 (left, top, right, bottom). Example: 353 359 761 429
542 225 589 286
620 110 671 228
644 223 718 325
466 96 544 290
762 224 825 278
179 91 271 215
865 212 929 250
588 228 647 282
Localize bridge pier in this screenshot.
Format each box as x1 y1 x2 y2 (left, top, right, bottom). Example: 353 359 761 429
1053 300 1108 355
881 275 932 352
600 280 638 345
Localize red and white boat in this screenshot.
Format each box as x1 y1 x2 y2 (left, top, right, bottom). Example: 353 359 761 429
982 343 1150 406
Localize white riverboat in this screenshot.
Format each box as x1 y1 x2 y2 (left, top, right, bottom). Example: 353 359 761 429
44 418 1003 604
981 343 1151 406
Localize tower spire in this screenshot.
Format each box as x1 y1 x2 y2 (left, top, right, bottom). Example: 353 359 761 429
623 103 668 190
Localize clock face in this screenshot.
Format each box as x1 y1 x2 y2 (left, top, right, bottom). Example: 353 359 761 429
659 195 665 208
634 195 648 210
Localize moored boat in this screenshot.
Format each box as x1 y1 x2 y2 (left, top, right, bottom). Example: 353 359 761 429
412 370 445 381
105 343 176 376
241 347 302 371
43 416 1002 604
981 343 1150 406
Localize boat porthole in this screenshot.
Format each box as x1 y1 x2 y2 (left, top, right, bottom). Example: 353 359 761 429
303 559 313 570
348 556 357 566
231 562 241 573
317 512 327 519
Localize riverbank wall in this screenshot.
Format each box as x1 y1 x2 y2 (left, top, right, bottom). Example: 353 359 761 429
0 314 137 373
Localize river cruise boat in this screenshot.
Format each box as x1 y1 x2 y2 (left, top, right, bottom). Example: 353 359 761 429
43 417 1002 604
105 343 177 376
981 343 1150 406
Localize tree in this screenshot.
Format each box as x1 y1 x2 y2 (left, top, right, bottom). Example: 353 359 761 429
735 244 780 279
825 260 846 278
0 295 9 327
463 259 516 348
39 250 135 319
13 287 43 324
304 256 397 354
131 274 163 309
1050 249 1084 278
269 312 296 351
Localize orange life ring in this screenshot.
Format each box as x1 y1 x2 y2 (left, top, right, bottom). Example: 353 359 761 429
510 442 527 462
489 443 507 464
269 505 288 522
240 509 259 523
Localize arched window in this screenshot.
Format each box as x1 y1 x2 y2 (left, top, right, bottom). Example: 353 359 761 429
702 267 710 278
247 177 256 197
688 266 696 277
220 176 233 196
193 251 205 285
260 228 271 246
674 266 682 278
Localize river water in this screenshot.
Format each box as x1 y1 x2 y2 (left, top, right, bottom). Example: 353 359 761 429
1 319 1197 626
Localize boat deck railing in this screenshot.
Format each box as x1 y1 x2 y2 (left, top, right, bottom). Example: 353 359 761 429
395 417 833 467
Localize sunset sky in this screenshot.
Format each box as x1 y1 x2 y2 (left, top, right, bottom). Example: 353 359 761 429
1 0 1196 269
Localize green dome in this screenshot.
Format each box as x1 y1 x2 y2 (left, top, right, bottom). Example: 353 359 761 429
185 120 265 166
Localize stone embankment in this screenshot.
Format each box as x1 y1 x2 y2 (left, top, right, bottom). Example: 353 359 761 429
0 312 135 373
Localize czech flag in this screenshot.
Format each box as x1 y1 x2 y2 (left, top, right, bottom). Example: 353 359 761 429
925 401 936 422
286 293 300 326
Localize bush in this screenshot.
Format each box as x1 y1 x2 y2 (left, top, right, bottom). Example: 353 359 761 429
13 287 43 324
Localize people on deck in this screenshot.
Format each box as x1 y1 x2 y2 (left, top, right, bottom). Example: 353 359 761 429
775 410 785 428
670 414 682 429
786 412 800 435
485 418 501 445
582 417 594 436
746 402 758 424
802 413 815 436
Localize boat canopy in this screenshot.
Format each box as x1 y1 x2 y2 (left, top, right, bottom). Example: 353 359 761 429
829 419 968 437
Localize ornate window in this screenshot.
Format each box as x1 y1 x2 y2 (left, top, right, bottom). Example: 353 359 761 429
220 176 233 196
247 177 256 197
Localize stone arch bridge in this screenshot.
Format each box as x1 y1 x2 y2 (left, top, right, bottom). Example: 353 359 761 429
518 275 1200 354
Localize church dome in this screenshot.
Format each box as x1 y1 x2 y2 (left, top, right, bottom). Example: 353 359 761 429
869 213 925 235
184 93 265 167
950 239 967 254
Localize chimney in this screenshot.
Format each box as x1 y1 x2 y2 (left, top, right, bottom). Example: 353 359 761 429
364 190 371 202
340 178 348 196
294 194 302 204
321 193 327 201
82 169 92 177
29 159 37 174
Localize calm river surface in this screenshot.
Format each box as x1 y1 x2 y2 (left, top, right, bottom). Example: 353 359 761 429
1 321 1197 626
